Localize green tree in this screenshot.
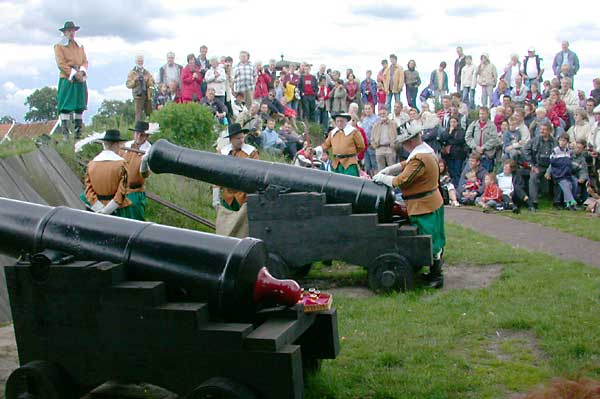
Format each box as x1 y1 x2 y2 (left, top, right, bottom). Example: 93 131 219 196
150 102 217 149
0 115 15 124
24 87 58 122
91 99 135 130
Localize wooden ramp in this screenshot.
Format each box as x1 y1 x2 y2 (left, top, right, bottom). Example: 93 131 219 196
0 145 85 323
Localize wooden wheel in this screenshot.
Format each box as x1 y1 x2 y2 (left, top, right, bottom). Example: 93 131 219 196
368 253 415 293
188 377 257 399
5 361 77 399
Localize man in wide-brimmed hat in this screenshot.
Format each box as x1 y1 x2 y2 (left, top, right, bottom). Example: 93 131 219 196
119 121 155 220
315 112 366 177
212 123 259 238
373 122 446 289
54 21 88 140
80 129 133 218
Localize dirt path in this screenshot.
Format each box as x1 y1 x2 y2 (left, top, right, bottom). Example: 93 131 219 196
445 207 600 268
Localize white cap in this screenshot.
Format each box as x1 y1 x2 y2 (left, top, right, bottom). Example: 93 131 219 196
528 47 535 53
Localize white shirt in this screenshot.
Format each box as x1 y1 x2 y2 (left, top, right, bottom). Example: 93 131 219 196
497 173 514 196
509 64 520 88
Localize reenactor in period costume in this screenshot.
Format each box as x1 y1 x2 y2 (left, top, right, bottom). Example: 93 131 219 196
373 123 446 288
80 130 132 218
119 121 153 221
54 21 88 139
315 113 366 177
212 123 259 237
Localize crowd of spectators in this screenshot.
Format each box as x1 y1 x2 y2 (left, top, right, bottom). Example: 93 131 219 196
126 41 600 214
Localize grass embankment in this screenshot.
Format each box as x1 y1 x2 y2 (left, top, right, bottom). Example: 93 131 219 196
0 139 37 159
305 223 600 399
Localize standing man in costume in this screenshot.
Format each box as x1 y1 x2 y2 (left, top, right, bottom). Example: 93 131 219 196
212 123 259 238
80 129 132 218
315 113 366 177
373 124 446 288
54 21 88 140
119 121 153 221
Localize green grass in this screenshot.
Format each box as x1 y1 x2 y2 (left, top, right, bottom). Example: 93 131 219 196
0 138 37 159
304 223 600 399
500 199 600 242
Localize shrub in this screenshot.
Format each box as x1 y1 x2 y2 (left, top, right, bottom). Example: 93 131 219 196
150 102 217 149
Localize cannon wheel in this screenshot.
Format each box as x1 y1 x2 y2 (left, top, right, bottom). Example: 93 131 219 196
5 360 77 399
368 253 414 293
188 377 258 399
267 253 290 279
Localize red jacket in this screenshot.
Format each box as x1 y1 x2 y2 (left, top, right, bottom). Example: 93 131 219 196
356 126 368 161
547 100 568 128
254 71 271 99
481 183 503 203
181 65 203 102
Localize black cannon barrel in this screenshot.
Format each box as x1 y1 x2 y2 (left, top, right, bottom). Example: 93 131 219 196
148 139 395 222
0 198 294 321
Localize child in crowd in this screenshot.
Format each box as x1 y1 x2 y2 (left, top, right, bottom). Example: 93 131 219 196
502 118 523 160
546 133 577 210
154 83 169 110
461 171 481 205
376 82 386 112
529 107 551 138
439 159 460 206
493 106 506 132
477 173 503 211
294 146 323 169
274 78 284 101
542 80 551 99
320 151 332 172
526 82 543 106
559 64 572 86
590 78 600 105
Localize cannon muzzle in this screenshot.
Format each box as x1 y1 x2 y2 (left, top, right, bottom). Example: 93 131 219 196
147 139 395 222
0 198 300 321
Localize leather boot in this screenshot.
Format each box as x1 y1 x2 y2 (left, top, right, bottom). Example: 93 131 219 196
61 120 70 140
426 258 444 289
73 119 83 140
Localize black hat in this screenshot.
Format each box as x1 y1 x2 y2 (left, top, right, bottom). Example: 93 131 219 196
129 121 149 133
332 113 352 121
59 21 80 32
225 123 249 138
99 129 125 142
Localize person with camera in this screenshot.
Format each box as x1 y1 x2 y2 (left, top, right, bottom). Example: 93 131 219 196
54 21 88 140
181 53 203 103
126 54 155 121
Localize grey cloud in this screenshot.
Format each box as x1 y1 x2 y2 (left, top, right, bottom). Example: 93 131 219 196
446 6 498 17
352 5 416 20
558 23 600 42
1 1 228 44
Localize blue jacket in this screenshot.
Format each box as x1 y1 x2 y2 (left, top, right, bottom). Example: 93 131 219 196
360 78 377 104
429 70 449 93
548 146 572 181
492 88 511 107
552 50 580 77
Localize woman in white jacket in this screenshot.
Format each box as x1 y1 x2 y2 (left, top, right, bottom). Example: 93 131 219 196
476 53 498 108
460 55 477 109
204 57 227 104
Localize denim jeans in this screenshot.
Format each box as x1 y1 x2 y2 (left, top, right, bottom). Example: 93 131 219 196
462 87 475 109
480 85 493 108
302 95 317 122
363 147 378 174
447 159 464 188
480 155 495 173
317 107 329 135
385 92 402 113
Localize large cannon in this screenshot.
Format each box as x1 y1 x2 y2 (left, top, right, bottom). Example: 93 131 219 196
148 140 433 291
1 198 339 399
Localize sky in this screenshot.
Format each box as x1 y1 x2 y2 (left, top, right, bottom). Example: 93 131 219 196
1 0 599 123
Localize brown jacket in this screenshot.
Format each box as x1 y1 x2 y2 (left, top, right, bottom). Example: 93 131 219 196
382 64 405 94
119 141 151 193
54 40 88 79
126 67 155 100
321 126 366 169
220 144 259 207
371 119 398 154
84 151 131 208
392 147 443 215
